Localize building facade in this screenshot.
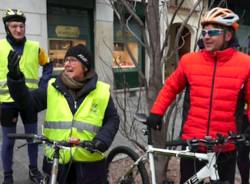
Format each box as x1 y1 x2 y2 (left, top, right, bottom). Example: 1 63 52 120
0 0 114 84
1 0 249 91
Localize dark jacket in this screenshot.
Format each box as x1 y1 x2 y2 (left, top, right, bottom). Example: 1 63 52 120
7 72 120 150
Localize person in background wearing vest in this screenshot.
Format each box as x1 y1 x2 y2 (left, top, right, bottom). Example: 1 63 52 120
0 9 52 184
6 44 120 184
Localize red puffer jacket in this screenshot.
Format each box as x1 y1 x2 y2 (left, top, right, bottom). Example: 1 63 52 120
151 48 250 152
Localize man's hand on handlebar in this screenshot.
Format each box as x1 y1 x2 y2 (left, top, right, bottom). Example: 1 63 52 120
146 113 163 131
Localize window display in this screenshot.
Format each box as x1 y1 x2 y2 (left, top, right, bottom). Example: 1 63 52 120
112 9 144 89
112 42 138 68
49 39 86 69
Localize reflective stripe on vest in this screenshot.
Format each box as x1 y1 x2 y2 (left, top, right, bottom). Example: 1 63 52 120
44 79 110 164
44 120 100 133
0 39 39 102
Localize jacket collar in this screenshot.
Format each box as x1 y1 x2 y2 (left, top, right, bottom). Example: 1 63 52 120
201 48 236 63
52 73 98 98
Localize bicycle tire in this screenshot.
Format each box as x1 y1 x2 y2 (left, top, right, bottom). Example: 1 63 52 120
105 146 150 184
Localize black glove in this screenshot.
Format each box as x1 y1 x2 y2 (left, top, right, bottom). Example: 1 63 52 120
146 113 163 131
84 139 108 153
93 139 108 152
7 50 22 79
83 141 96 153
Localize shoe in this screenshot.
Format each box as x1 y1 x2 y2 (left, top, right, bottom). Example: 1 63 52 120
29 167 44 184
2 171 14 184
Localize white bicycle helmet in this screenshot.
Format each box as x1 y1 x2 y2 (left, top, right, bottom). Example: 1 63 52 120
2 8 26 24
201 7 239 31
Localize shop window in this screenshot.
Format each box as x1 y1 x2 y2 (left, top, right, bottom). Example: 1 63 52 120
112 39 143 89
113 42 138 68
113 18 144 89
47 5 93 77
49 39 86 75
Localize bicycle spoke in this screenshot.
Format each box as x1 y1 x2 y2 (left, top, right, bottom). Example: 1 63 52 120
106 146 149 184
107 153 144 184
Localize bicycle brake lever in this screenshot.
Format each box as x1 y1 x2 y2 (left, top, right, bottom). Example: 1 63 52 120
17 142 28 149
17 140 43 149
187 139 200 152
245 140 250 147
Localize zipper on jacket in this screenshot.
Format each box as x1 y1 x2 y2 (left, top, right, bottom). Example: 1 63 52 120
207 56 217 135
74 101 77 109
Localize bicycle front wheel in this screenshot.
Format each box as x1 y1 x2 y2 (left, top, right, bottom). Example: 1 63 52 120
105 146 150 184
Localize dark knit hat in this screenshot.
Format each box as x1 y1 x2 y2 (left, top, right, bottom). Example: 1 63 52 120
64 44 93 70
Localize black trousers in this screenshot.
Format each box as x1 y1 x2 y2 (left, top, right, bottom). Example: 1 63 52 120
0 103 37 127
237 114 250 184
43 157 106 184
237 145 250 184
180 151 237 183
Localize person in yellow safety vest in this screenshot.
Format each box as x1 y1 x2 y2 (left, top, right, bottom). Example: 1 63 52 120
7 44 120 184
0 8 52 184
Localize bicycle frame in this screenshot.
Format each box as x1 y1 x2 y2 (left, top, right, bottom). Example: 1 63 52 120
7 134 100 184
49 145 60 184
131 113 223 184
131 144 219 184
107 113 249 184
9 135 62 184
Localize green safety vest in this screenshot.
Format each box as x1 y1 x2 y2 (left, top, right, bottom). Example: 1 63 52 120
43 79 110 164
0 39 39 102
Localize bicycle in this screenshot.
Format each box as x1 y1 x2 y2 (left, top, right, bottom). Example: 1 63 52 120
8 133 101 184
105 113 250 184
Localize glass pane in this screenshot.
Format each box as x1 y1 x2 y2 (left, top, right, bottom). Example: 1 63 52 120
112 42 138 68
49 39 87 70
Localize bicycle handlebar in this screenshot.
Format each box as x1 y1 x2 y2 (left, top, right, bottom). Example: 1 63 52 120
8 133 101 152
134 113 250 150
8 133 39 140
8 133 48 141
165 133 250 149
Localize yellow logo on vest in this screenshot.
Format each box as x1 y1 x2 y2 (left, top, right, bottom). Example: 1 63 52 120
90 104 98 113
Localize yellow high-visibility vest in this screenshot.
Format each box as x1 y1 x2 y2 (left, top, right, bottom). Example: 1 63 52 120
0 39 39 102
44 79 110 164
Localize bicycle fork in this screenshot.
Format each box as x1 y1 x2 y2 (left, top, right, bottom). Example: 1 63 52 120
49 146 60 184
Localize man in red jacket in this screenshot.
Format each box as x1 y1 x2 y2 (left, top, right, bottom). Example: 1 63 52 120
147 7 250 183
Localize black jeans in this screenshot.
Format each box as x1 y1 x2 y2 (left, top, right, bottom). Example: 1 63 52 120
180 151 237 183
43 157 106 184
237 144 250 184
237 114 250 184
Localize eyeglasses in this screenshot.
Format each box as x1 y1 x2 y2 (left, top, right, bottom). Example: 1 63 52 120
64 57 79 64
201 29 223 37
